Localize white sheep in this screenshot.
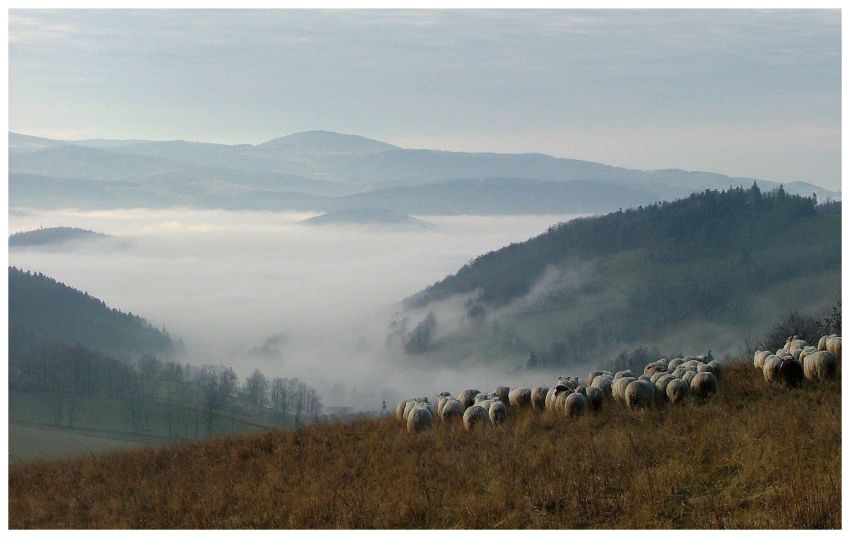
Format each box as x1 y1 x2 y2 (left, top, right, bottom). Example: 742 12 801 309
654 374 676 402
463 405 492 431
395 399 410 421
802 350 838 381
665 378 690 403
494 386 511 404
546 384 569 411
624 379 655 410
612 377 636 405
784 336 807 352
585 386 604 413
403 398 429 421
762 355 782 384
818 335 829 351
614 370 635 380
436 392 452 416
826 335 842 361
690 372 718 398
707 360 723 378
591 375 614 399
489 399 507 426
564 392 589 418
587 370 606 387
682 370 697 385
440 398 464 423
406 403 433 433
696 362 716 375
508 387 532 408
458 389 481 409
753 350 771 369
668 358 685 371
531 386 549 410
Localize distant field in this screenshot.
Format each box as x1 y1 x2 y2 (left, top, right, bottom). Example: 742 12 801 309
9 423 151 463
9 362 840 529
9 389 276 463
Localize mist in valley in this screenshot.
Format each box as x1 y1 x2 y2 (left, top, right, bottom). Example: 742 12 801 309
9 208 586 410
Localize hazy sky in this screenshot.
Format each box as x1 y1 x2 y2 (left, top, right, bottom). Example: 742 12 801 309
9 9 842 190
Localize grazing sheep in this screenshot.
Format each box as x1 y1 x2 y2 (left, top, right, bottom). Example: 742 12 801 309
826 336 842 361
696 362 716 375
778 358 804 388
612 377 636 405
672 366 686 379
644 364 667 378
654 374 676 403
436 392 452 416
668 358 685 371
666 378 690 403
754 350 771 369
396 399 410 421
489 399 507 426
591 375 614 399
407 404 433 433
799 346 818 363
614 370 635 380
474 392 495 404
463 405 492 431
587 370 606 387
531 386 549 410
508 387 532 408
818 335 829 351
682 370 697 385
690 372 718 399
564 392 589 418
440 398 464 423
585 386 604 413
624 380 655 410
784 336 807 352
707 360 723 378
554 387 572 410
762 355 782 384
803 351 838 381
403 398 428 421
458 389 481 409
546 384 570 411
495 386 511 404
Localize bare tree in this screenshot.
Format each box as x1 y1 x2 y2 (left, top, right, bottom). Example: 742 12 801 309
243 369 269 407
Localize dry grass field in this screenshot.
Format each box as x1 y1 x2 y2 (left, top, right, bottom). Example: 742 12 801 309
8 361 840 529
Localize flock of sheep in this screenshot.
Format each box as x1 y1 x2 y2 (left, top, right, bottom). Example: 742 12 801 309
753 334 842 387
396 352 726 433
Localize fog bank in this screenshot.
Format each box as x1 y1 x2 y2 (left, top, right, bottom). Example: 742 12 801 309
9 208 583 410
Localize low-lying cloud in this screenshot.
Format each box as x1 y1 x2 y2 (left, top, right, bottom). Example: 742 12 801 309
9 208 582 410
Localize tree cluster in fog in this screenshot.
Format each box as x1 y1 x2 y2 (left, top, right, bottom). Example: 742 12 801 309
9 330 324 439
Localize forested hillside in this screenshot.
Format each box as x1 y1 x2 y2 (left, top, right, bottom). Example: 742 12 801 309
8 268 324 462
400 186 841 369
9 267 174 361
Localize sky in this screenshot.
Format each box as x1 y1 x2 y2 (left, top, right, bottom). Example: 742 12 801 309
8 9 842 190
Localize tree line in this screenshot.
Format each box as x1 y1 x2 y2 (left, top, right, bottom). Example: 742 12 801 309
10 330 323 440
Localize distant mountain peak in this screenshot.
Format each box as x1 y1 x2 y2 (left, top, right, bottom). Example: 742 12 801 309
258 130 398 152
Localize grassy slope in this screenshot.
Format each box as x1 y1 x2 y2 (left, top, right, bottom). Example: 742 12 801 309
9 362 839 529
9 424 152 464
9 389 273 462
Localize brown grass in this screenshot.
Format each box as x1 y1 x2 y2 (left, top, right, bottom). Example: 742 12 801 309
8 362 841 529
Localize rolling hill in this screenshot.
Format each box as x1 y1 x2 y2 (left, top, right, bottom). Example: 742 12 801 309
396 186 841 369
9 131 839 214
8 267 174 361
